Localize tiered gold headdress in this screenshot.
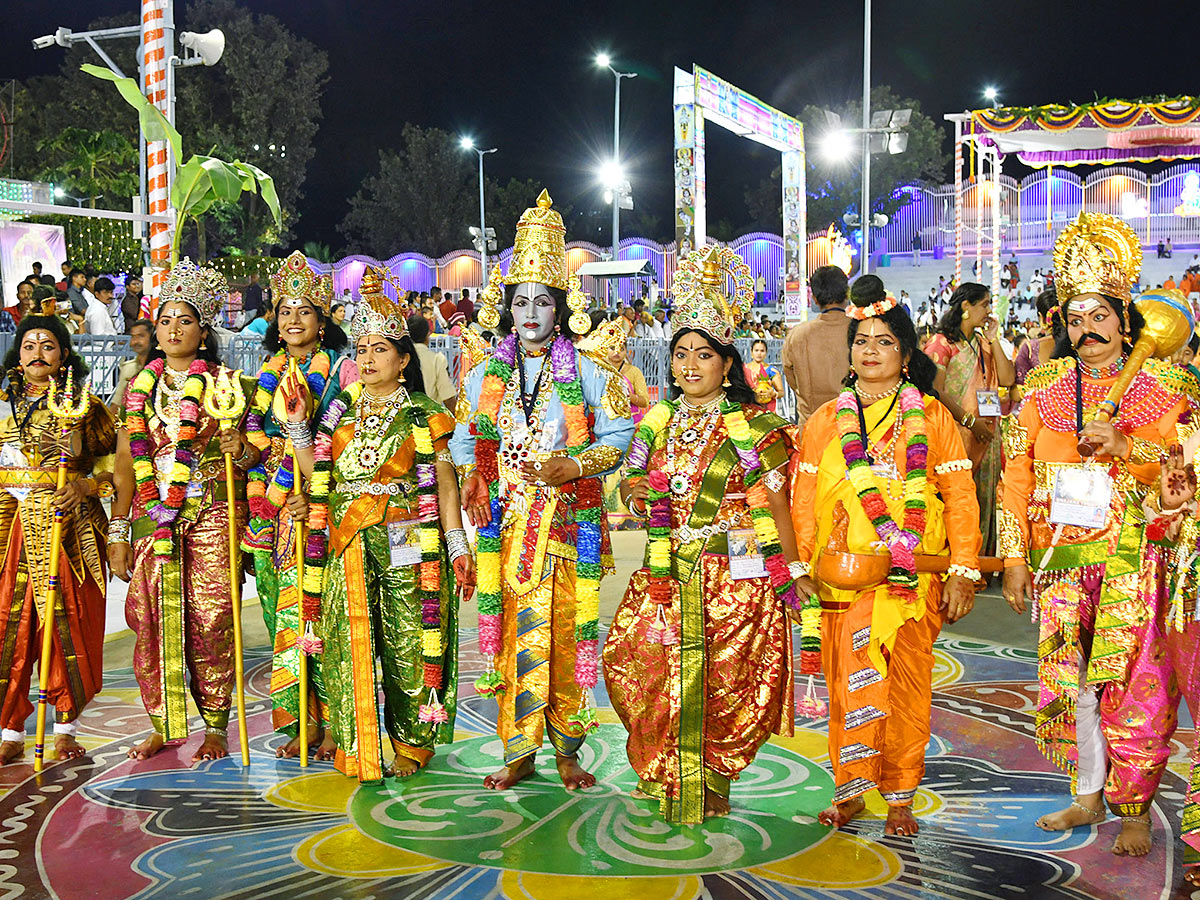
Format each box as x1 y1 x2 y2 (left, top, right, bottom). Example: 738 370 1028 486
160 257 227 324
671 246 754 345
505 189 567 290
1053 213 1142 310
270 250 333 315
576 317 627 360
351 268 408 342
477 263 504 331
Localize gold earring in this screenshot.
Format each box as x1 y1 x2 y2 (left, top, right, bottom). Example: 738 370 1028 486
722 375 732 387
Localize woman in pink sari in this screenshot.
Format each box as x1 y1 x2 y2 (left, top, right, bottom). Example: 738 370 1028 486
924 282 1015 554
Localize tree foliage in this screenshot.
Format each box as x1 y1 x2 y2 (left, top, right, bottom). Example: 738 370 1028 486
10 1 326 255
745 86 948 234
36 127 138 206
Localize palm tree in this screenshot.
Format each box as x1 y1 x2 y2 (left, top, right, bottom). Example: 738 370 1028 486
37 128 138 208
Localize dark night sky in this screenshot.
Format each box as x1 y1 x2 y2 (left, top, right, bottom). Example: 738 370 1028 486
5 0 1200 248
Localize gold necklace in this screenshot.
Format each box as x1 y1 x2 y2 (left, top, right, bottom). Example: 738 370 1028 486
855 381 900 404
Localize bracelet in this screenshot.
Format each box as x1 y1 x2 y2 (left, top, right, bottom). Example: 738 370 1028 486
570 456 584 479
627 493 649 519
948 564 981 581
284 420 313 450
107 517 132 545
234 445 256 469
445 528 470 562
960 412 976 428
788 560 810 580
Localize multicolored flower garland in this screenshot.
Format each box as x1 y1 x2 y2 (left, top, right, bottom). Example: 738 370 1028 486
470 333 603 697
242 349 332 552
303 387 450 719
835 383 928 595
625 398 816 672
125 357 211 559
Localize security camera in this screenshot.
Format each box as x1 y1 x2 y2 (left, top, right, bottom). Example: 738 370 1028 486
31 35 57 50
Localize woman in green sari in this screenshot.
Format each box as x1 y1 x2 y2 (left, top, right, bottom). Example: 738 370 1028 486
924 281 1014 553
291 295 473 783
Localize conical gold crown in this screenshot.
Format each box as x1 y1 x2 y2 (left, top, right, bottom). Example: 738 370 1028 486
504 189 568 290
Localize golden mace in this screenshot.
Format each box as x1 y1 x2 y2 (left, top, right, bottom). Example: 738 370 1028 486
32 379 91 773
202 367 250 767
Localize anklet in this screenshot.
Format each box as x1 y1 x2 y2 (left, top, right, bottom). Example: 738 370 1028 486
204 726 227 738
1071 800 1105 818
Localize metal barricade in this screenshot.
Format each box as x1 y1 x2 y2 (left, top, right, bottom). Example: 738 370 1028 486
72 334 131 397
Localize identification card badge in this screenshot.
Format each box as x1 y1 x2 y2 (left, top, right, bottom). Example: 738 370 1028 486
727 527 768 580
976 389 1002 417
387 520 423 567
1049 465 1112 529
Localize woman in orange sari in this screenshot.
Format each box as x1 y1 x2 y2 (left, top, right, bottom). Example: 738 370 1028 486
925 283 1015 553
790 275 980 836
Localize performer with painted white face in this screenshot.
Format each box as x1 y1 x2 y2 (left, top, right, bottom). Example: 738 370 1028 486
450 190 635 792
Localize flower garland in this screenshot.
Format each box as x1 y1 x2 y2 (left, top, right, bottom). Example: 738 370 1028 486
125 357 211 559
470 333 603 702
625 398 816 672
835 383 928 595
242 349 332 552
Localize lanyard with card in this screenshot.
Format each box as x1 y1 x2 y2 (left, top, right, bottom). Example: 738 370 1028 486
727 527 768 580
387 519 424 567
1048 463 1112 529
976 389 1002 417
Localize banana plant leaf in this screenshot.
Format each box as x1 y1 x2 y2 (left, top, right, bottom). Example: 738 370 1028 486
81 64 182 162
231 160 282 226
171 155 244 217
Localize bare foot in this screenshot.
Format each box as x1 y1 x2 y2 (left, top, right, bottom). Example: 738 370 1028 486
885 805 920 836
819 796 866 828
386 756 421 778
127 734 165 760
556 754 596 791
1036 797 1106 831
630 787 653 800
0 740 23 765
275 726 324 759
704 788 731 818
1112 816 1152 857
315 730 337 762
483 756 535 790
192 732 228 764
54 734 86 760
1185 867 1200 887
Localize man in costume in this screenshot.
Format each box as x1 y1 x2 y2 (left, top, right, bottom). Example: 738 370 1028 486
0 310 116 764
109 259 257 762
1001 214 1195 856
450 190 634 790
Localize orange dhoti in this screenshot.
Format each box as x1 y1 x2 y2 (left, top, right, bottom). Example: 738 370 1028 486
0 512 105 735
823 580 943 805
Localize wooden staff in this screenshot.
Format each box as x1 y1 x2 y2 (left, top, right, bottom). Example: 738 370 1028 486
203 367 249 766
33 379 90 773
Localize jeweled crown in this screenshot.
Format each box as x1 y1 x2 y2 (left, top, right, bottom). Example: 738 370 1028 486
270 250 333 315
1053 213 1142 307
505 189 568 290
670 246 754 345
350 285 408 343
160 257 227 325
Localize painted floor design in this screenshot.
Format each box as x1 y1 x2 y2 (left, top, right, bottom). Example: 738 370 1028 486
3 632 1199 899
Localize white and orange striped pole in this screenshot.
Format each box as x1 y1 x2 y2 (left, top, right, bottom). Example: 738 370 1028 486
142 0 173 317
953 119 963 285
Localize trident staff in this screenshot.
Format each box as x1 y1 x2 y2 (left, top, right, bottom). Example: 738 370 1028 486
203 367 250 766
33 379 90 773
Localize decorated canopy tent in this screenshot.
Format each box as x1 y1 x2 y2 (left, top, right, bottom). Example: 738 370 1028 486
945 96 1200 295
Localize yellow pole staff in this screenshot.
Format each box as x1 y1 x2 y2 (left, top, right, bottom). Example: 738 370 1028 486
287 357 310 769
203 367 249 766
32 379 90 773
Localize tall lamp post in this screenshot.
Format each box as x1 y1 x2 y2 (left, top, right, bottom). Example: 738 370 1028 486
860 0 872 274
595 53 637 279
460 137 497 288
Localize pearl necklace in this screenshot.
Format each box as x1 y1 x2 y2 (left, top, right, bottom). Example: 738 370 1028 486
855 381 901 404
679 392 726 416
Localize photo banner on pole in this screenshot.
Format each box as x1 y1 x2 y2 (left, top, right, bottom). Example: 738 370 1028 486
0 222 67 304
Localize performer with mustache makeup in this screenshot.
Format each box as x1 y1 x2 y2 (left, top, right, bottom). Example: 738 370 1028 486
1000 214 1199 858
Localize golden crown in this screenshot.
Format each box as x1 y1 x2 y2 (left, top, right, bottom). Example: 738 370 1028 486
160 257 227 324
576 317 627 360
671 246 754 345
270 250 333 315
505 189 568 290
351 271 408 343
1053 213 1142 307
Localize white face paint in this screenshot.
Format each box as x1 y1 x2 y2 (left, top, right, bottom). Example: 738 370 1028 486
510 282 557 349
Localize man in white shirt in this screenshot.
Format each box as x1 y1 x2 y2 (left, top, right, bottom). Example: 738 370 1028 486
83 277 119 334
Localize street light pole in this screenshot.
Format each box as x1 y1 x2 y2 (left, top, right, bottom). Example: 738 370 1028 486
860 0 872 275
461 138 497 289
597 54 636 304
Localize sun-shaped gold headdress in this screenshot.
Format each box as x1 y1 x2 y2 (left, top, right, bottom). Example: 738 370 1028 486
670 246 754 345
160 257 228 324
270 250 333 316
1053 213 1142 308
